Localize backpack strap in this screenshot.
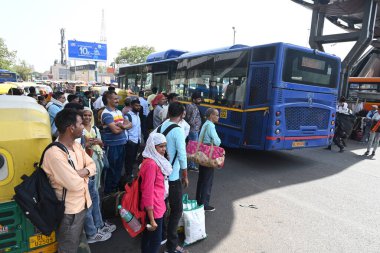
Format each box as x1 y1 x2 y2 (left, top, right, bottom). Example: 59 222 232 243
157 123 180 166
126 113 132 123
93 126 98 138
39 142 76 201
39 142 75 169
125 113 133 140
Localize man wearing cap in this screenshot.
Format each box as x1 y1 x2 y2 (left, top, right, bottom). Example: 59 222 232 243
361 105 379 143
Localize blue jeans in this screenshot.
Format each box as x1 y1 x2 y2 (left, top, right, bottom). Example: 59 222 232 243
104 145 125 194
84 179 104 237
141 217 163 253
188 131 199 168
367 131 380 152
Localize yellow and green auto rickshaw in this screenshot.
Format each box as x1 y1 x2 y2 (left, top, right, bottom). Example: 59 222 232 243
0 96 57 253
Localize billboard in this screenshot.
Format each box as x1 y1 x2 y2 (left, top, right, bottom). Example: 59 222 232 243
68 40 107 61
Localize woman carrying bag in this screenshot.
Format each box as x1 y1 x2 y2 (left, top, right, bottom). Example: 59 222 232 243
195 108 221 212
140 132 172 253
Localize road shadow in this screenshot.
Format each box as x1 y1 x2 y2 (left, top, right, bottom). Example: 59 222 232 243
90 140 367 253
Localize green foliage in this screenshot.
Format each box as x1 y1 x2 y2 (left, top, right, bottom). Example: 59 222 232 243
115 46 155 64
12 60 32 81
0 38 16 70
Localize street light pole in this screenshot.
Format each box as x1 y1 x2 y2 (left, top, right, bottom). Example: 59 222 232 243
232 27 236 45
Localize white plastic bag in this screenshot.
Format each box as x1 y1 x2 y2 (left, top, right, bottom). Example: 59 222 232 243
178 194 197 229
183 205 207 245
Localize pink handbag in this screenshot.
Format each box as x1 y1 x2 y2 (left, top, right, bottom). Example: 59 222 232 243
186 126 225 169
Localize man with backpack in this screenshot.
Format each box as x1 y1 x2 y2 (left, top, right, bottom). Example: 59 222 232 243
158 102 189 253
42 108 96 253
124 98 142 182
185 92 202 171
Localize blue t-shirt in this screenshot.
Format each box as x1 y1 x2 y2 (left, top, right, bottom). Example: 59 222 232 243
101 107 127 146
159 121 187 181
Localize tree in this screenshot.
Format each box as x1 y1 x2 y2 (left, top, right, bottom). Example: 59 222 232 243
0 38 16 70
12 60 32 81
115 46 155 64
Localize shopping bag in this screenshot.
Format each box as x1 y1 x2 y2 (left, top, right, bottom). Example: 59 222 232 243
186 125 225 169
183 204 207 245
178 194 198 229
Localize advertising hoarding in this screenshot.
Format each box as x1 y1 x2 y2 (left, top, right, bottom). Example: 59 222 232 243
68 40 107 61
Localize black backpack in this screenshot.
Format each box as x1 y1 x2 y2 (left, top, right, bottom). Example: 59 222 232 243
146 110 154 132
13 142 75 236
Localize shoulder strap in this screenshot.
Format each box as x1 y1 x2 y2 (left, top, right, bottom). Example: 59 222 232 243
162 123 180 136
156 124 180 166
92 126 97 138
39 142 76 202
126 113 132 123
39 142 75 170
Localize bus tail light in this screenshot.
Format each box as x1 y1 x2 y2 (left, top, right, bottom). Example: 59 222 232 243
275 120 281 126
330 128 334 133
276 111 281 116
275 129 281 135
332 113 335 118
331 120 335 125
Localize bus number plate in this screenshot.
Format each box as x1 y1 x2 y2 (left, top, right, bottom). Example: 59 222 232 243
29 232 56 248
220 109 227 119
292 141 305 148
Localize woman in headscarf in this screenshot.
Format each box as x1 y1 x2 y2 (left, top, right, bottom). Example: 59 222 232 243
140 132 172 253
82 107 116 243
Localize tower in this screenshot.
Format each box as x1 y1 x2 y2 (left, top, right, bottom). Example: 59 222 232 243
100 9 107 43
60 28 67 65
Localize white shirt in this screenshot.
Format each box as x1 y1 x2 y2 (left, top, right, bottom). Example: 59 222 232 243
160 104 169 122
139 97 149 116
337 102 350 115
163 118 190 138
93 96 104 109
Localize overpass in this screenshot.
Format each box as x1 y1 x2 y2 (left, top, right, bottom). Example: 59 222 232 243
291 0 379 97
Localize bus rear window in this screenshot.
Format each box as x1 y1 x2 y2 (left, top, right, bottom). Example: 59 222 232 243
0 73 13 78
282 49 338 88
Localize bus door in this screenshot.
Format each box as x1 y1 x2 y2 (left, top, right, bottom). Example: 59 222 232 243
153 73 169 92
243 63 274 149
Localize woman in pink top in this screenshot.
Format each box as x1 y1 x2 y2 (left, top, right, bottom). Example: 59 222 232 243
140 132 172 253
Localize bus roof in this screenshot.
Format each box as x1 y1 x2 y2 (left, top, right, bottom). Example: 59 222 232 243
119 42 338 73
179 44 249 59
146 49 188 63
0 69 15 73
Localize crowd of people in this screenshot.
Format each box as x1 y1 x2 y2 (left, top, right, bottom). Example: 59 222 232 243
16 85 221 253
329 96 380 157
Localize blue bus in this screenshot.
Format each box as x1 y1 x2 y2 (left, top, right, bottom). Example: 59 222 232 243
118 43 340 150
0 69 18 83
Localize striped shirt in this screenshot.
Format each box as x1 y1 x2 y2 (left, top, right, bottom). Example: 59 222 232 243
101 107 127 146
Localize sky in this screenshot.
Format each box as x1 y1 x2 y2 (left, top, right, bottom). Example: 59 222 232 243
1 0 353 72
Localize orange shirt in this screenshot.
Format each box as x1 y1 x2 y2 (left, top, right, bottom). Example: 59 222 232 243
42 142 96 214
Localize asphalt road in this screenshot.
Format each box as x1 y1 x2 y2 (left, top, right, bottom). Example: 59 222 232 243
90 140 380 253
